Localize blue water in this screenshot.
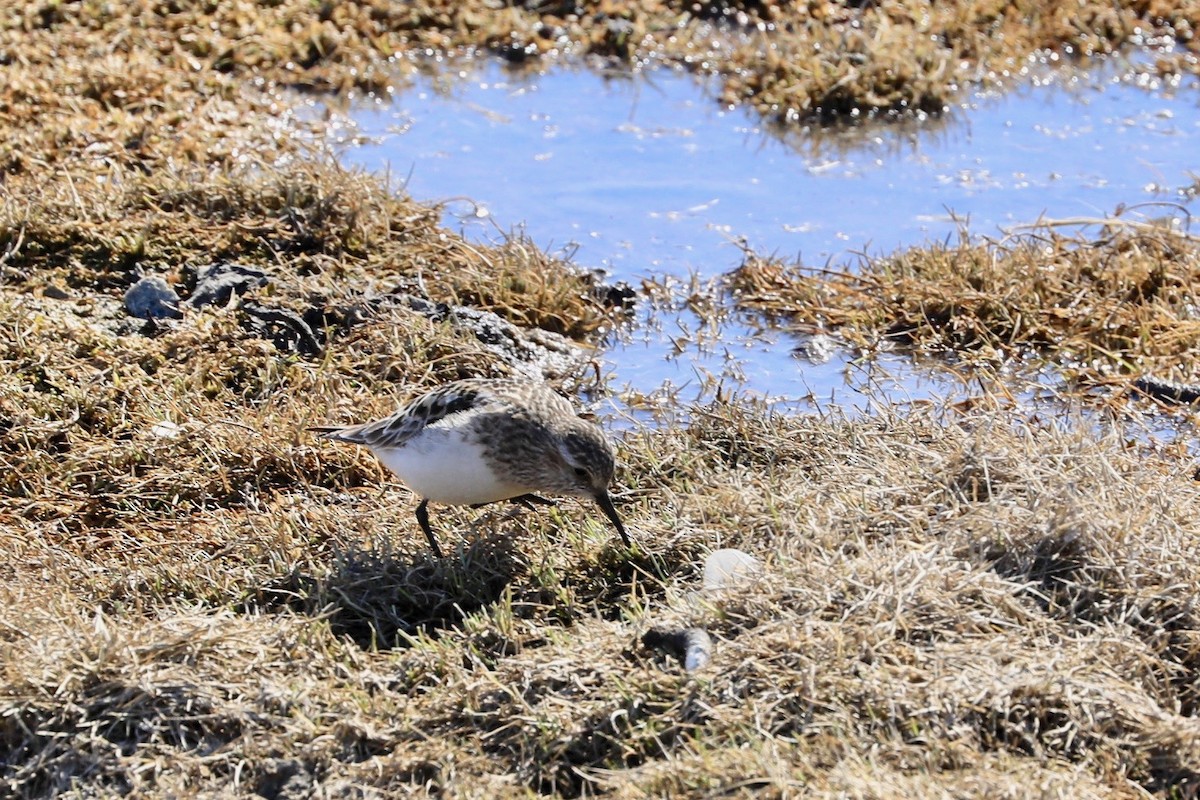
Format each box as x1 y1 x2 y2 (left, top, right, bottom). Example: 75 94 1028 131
330 59 1200 408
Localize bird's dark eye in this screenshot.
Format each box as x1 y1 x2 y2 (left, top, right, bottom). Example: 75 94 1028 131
573 467 589 479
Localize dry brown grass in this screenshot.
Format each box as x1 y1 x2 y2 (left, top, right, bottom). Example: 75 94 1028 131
709 0 1199 122
729 218 1200 396
3 161 618 338
5 395 1200 797
1 0 1195 139
2 2 1200 798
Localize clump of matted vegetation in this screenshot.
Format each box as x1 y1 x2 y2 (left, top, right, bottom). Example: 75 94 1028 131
728 218 1200 394
3 1 1199 797
5 395 1200 797
3 160 619 340
706 0 1200 122
0 146 627 583
1 0 1195 138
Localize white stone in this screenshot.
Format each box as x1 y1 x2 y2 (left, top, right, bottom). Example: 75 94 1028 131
702 548 762 590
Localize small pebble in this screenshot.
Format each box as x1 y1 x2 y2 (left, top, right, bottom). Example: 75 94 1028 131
642 627 713 671
124 276 182 320
149 420 182 439
793 332 837 364
189 262 268 308
703 548 762 590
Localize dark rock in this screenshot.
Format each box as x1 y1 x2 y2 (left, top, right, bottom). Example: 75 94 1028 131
1133 375 1200 404
394 291 587 379
793 333 837 364
188 263 269 308
301 303 368 335
402 294 450 321
593 278 637 311
124 276 182 320
497 39 538 63
642 627 713 671
252 758 314 800
241 302 323 357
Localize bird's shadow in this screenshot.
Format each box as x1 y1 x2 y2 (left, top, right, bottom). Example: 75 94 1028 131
240 528 524 649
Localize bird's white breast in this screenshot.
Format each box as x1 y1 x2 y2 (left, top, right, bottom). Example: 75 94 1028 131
371 427 526 506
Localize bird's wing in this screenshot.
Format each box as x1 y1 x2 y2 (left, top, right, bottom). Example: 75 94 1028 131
310 380 491 448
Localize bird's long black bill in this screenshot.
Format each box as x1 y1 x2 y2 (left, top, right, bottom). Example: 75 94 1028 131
595 490 632 549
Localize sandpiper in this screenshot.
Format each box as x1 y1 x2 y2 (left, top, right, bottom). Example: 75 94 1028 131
310 378 631 558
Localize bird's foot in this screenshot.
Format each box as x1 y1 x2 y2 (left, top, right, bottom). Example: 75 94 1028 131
470 494 557 511
511 493 557 510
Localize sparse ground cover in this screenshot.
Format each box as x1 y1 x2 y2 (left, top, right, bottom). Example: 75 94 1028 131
1 0 1197 142
6 399 1200 797
1 1 1199 798
727 218 1200 402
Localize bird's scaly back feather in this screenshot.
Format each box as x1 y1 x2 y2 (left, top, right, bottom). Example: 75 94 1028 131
310 381 488 448
311 377 584 450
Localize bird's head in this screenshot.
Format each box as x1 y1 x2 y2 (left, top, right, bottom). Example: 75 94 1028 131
551 420 631 549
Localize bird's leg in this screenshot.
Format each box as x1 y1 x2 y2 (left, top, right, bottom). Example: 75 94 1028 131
510 493 557 510
468 494 557 510
414 499 444 558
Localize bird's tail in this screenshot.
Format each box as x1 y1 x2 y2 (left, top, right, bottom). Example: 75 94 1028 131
307 424 368 444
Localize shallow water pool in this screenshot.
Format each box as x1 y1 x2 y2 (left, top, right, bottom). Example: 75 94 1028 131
331 58 1200 409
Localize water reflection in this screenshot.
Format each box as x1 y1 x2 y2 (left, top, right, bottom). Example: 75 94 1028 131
330 57 1200 409
337 58 1197 272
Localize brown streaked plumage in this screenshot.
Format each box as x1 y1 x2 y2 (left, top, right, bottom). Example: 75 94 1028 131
310 378 631 558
